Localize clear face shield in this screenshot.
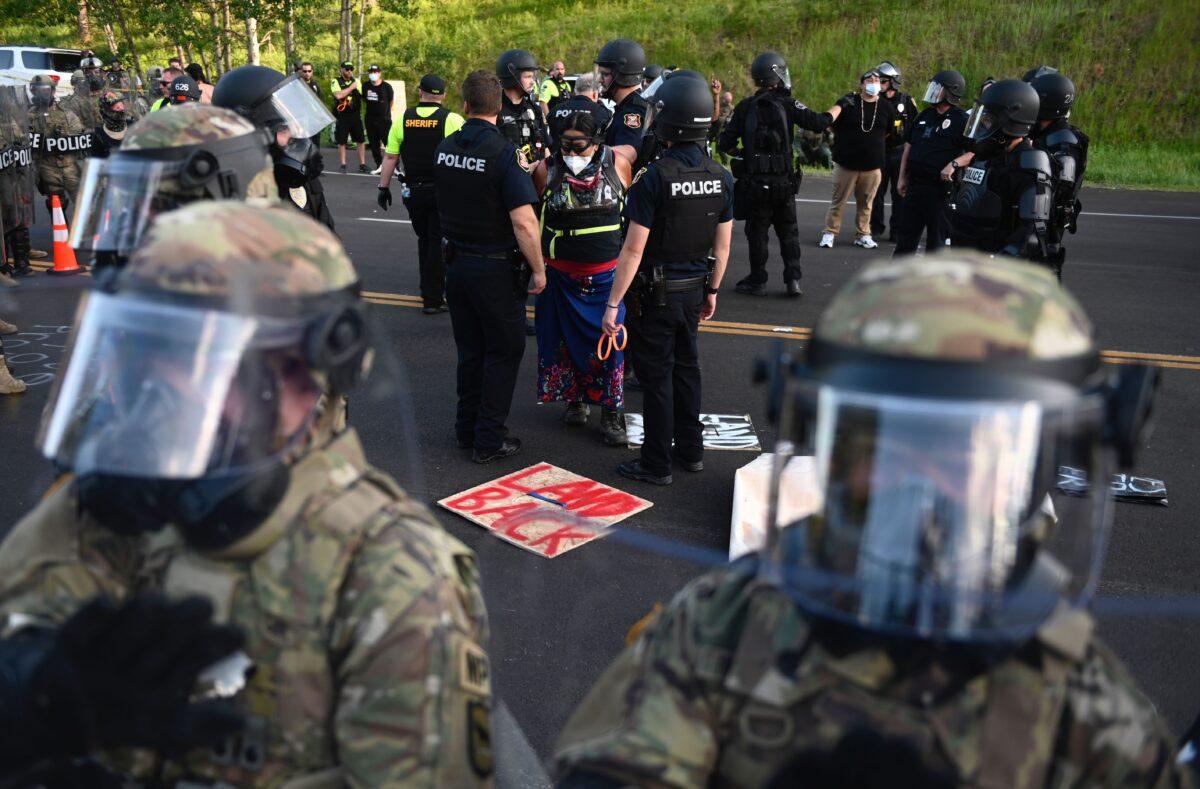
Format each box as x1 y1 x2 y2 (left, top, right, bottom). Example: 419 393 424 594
922 81 949 104
69 157 179 254
265 75 335 139
38 291 327 480
964 103 1002 140
772 64 792 91
763 385 1112 644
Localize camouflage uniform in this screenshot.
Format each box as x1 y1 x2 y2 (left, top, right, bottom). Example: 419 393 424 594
28 75 88 211
61 69 102 130
555 257 1187 789
0 85 34 277
0 202 495 787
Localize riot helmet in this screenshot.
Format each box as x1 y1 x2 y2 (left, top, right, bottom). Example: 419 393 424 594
642 64 664 87
1022 65 1059 83
751 51 791 90
758 255 1159 644
593 39 646 97
650 70 712 143
70 105 275 258
496 49 539 91
1030 72 1076 120
30 74 56 107
213 65 334 187
42 201 370 550
965 79 1040 143
921 69 966 106
98 89 128 130
876 60 902 88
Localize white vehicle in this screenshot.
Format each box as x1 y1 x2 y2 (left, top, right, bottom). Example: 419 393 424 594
0 45 86 98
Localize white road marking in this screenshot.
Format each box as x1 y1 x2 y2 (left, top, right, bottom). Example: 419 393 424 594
359 217 412 224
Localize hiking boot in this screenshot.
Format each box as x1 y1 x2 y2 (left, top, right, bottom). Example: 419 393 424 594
473 437 522 464
617 459 671 486
734 277 767 297
785 280 803 298
600 409 627 446
0 356 26 395
0 318 16 335
564 402 590 426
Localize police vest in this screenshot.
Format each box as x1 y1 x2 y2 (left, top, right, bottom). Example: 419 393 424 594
28 131 92 156
498 96 543 152
643 155 726 270
399 106 450 184
743 94 791 178
435 124 515 248
332 76 361 115
546 76 572 110
540 147 624 262
949 157 1004 248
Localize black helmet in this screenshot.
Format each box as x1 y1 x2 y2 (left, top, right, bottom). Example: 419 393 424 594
496 49 538 90
966 79 1040 141
751 51 790 90
213 65 288 125
643 64 664 83
1021 65 1059 83
876 60 901 87
1030 72 1076 120
594 39 646 94
921 69 966 106
168 73 202 105
651 69 711 143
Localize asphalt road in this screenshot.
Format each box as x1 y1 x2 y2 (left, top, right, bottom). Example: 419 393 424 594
2 168 1198 775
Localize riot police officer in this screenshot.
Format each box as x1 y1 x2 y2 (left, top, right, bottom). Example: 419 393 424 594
377 74 466 313
435 70 546 463
213 65 338 233
947 79 1053 265
717 52 834 298
871 60 917 242
1029 71 1087 280
496 49 549 171
28 74 89 216
601 72 732 486
642 64 664 90
594 39 650 166
0 86 34 280
894 69 969 255
554 255 1179 788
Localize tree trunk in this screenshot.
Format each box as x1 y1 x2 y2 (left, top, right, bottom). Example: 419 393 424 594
284 0 295 66
110 0 141 78
221 0 233 72
245 16 260 65
102 23 118 58
78 0 91 46
207 3 222 78
356 0 366 72
175 44 185 63
339 0 352 62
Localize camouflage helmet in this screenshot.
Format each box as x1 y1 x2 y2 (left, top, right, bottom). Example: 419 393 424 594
43 201 370 547
70 69 86 90
29 74 56 104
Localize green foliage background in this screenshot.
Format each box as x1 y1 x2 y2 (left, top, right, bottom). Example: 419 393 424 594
3 0 1198 188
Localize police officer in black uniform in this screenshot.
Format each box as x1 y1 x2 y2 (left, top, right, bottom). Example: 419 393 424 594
871 60 917 242
642 64 664 90
894 69 968 255
546 91 612 148
594 39 650 167
1029 70 1086 281
496 49 549 171
213 65 338 234
377 74 464 313
435 70 547 464
947 79 1053 264
718 52 834 298
602 72 733 486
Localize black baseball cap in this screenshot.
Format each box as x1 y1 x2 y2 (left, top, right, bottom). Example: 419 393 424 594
419 74 446 95
340 61 354 70
367 64 380 72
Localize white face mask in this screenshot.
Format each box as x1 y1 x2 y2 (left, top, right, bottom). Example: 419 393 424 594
563 154 590 174
369 73 381 83
864 82 881 97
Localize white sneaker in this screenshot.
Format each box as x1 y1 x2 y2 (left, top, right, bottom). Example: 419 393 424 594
371 165 383 175
818 232 835 248
854 236 878 249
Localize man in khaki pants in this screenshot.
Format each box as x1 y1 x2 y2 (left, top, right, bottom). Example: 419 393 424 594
819 70 897 249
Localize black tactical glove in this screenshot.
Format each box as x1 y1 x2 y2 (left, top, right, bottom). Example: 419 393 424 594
30 594 246 757
377 185 392 210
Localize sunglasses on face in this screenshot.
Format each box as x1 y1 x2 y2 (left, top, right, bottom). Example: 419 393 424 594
560 137 590 153
301 69 313 74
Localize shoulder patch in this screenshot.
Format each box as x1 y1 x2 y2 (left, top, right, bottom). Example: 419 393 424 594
467 700 493 777
630 166 647 186
459 640 490 696
623 111 642 129
794 100 808 111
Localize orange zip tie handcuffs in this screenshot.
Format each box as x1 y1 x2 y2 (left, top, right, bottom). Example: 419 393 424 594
597 324 628 361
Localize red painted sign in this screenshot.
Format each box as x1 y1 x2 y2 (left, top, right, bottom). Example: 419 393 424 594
438 463 653 558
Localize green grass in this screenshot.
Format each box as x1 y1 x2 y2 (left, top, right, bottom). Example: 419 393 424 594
4 0 1197 190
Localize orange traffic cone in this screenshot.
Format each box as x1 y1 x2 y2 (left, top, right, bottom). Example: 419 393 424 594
48 195 81 276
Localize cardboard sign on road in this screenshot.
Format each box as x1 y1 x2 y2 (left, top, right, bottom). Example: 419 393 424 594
438 463 653 558
625 413 761 451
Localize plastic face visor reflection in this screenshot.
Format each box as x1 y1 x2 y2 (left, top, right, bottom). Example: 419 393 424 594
267 74 335 139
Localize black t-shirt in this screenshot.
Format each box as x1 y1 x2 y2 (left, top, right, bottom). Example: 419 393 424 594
830 93 895 171
363 80 394 122
904 106 968 182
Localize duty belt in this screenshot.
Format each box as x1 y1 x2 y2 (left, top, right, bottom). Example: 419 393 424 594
664 274 707 292
447 243 517 262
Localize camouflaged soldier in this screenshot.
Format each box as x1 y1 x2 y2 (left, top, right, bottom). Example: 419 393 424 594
72 103 277 269
0 201 495 787
61 68 104 130
554 256 1183 788
0 85 35 279
28 74 90 214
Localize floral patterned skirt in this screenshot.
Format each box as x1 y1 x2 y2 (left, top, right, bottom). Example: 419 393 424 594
535 261 625 410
